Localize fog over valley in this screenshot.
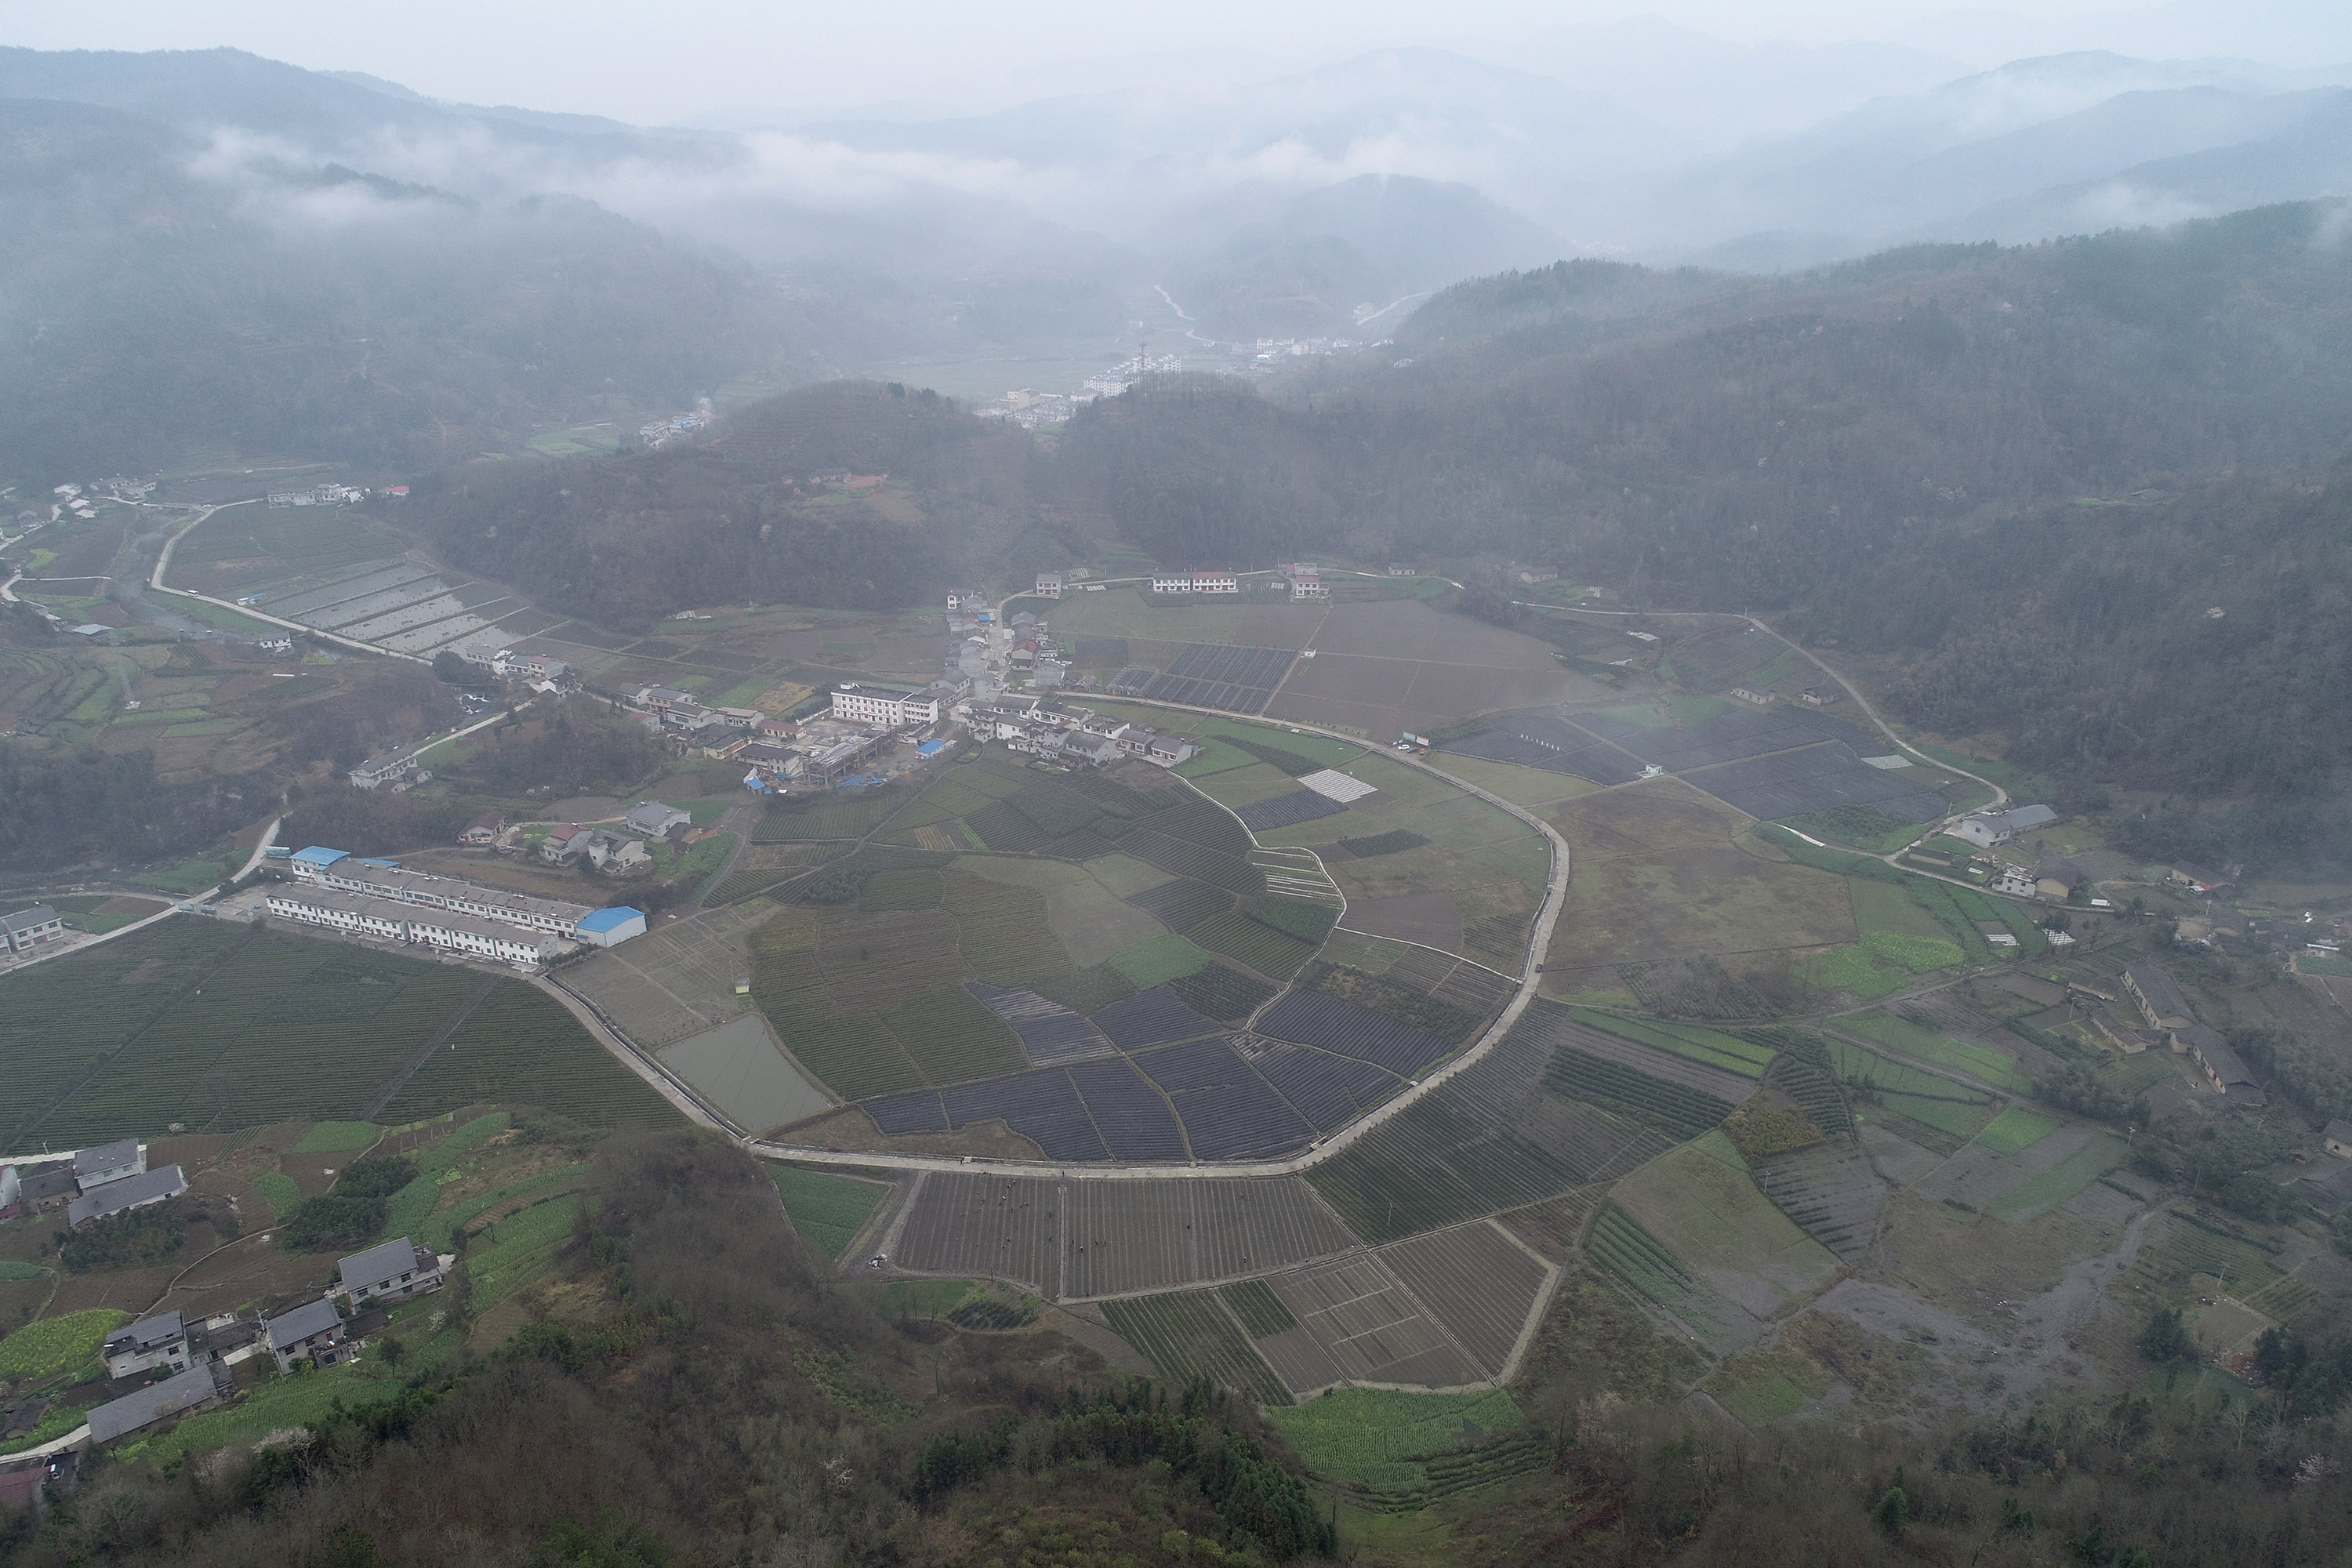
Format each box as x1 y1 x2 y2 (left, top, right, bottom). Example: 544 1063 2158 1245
6 7 2352 1568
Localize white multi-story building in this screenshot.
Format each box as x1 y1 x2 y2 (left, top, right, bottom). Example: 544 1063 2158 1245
829 683 942 728
284 847 628 942
1289 572 1328 601
266 890 409 941
1034 572 1064 598
1149 572 1240 594
348 750 420 789
405 910 561 967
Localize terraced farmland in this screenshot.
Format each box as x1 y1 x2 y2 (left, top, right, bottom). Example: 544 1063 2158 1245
1101 1290 1293 1403
1378 1222 1552 1376
1307 1012 1669 1241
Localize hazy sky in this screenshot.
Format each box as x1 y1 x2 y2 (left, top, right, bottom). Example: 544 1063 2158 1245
15 0 2350 123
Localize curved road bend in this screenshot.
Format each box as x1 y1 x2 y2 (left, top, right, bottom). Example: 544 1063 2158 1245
741 700 1574 1181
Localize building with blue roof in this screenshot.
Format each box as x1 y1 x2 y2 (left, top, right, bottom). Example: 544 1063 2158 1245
289 847 350 876
575 907 648 947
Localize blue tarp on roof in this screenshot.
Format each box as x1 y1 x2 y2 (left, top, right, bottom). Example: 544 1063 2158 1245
576 907 646 935
358 858 399 868
290 846 349 867
916 740 949 757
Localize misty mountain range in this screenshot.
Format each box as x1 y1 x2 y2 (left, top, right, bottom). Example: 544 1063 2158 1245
9 39 2352 314
5 34 2352 485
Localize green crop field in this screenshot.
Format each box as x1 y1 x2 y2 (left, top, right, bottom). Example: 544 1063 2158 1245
1799 945 1912 999
1183 910 1316 978
1102 1290 1291 1406
769 1164 888 1258
0 1308 125 1381
753 793 906 842
1168 963 1278 1022
1987 1134 2126 1218
944 870 1074 986
884 987 1025 1084
1975 1106 2060 1156
463 1194 580 1309
1584 1207 1743 1345
381 985 683 1129
1306 1093 1600 1243
0 923 624 1147
136 1356 415 1466
1030 963 1136 1014
861 869 945 910
1219 1279 1299 1338
379 1113 512 1243
1566 1009 1775 1078
0 918 243 1147
291 1120 379 1153
416 1164 586 1254
1107 933 1215 989
1836 1011 2031 1093
1270 1387 1525 1491
254 1170 303 1222
1552 1044 1740 1142
1872 1091 1994 1139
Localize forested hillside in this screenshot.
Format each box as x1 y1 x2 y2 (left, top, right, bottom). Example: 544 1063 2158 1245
0 96 826 485
399 381 1072 628
1051 202 2352 866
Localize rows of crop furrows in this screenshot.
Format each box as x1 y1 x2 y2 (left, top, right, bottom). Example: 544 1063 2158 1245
1138 796 1257 856
1380 1222 1550 1376
967 982 1118 1065
1123 830 1267 895
1167 962 1276 1022
36 933 339 1146
753 791 906 842
382 984 684 1129
891 1172 1061 1296
1181 910 1316 979
1257 992 1453 1077
1136 1036 1318 1160
0 921 245 1144
1752 1143 1886 1258
1764 1056 1852 1135
963 799 1051 851
1540 1049 1737 1141
1061 1177 1359 1298
1585 1206 1699 1305
1102 1290 1294 1403
1095 986 1220 1049
1236 1036 1403 1135
1127 877 1234 929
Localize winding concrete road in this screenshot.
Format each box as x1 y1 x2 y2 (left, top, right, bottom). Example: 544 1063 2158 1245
738 701 1573 1180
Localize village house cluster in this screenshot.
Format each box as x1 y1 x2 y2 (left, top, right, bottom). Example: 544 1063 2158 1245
963 693 1197 768
2100 960 2265 1105
263 844 644 967
0 1139 187 1232
65 1234 450 1448
622 679 953 793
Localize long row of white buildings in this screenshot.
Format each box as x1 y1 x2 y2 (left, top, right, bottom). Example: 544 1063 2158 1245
272 845 644 967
